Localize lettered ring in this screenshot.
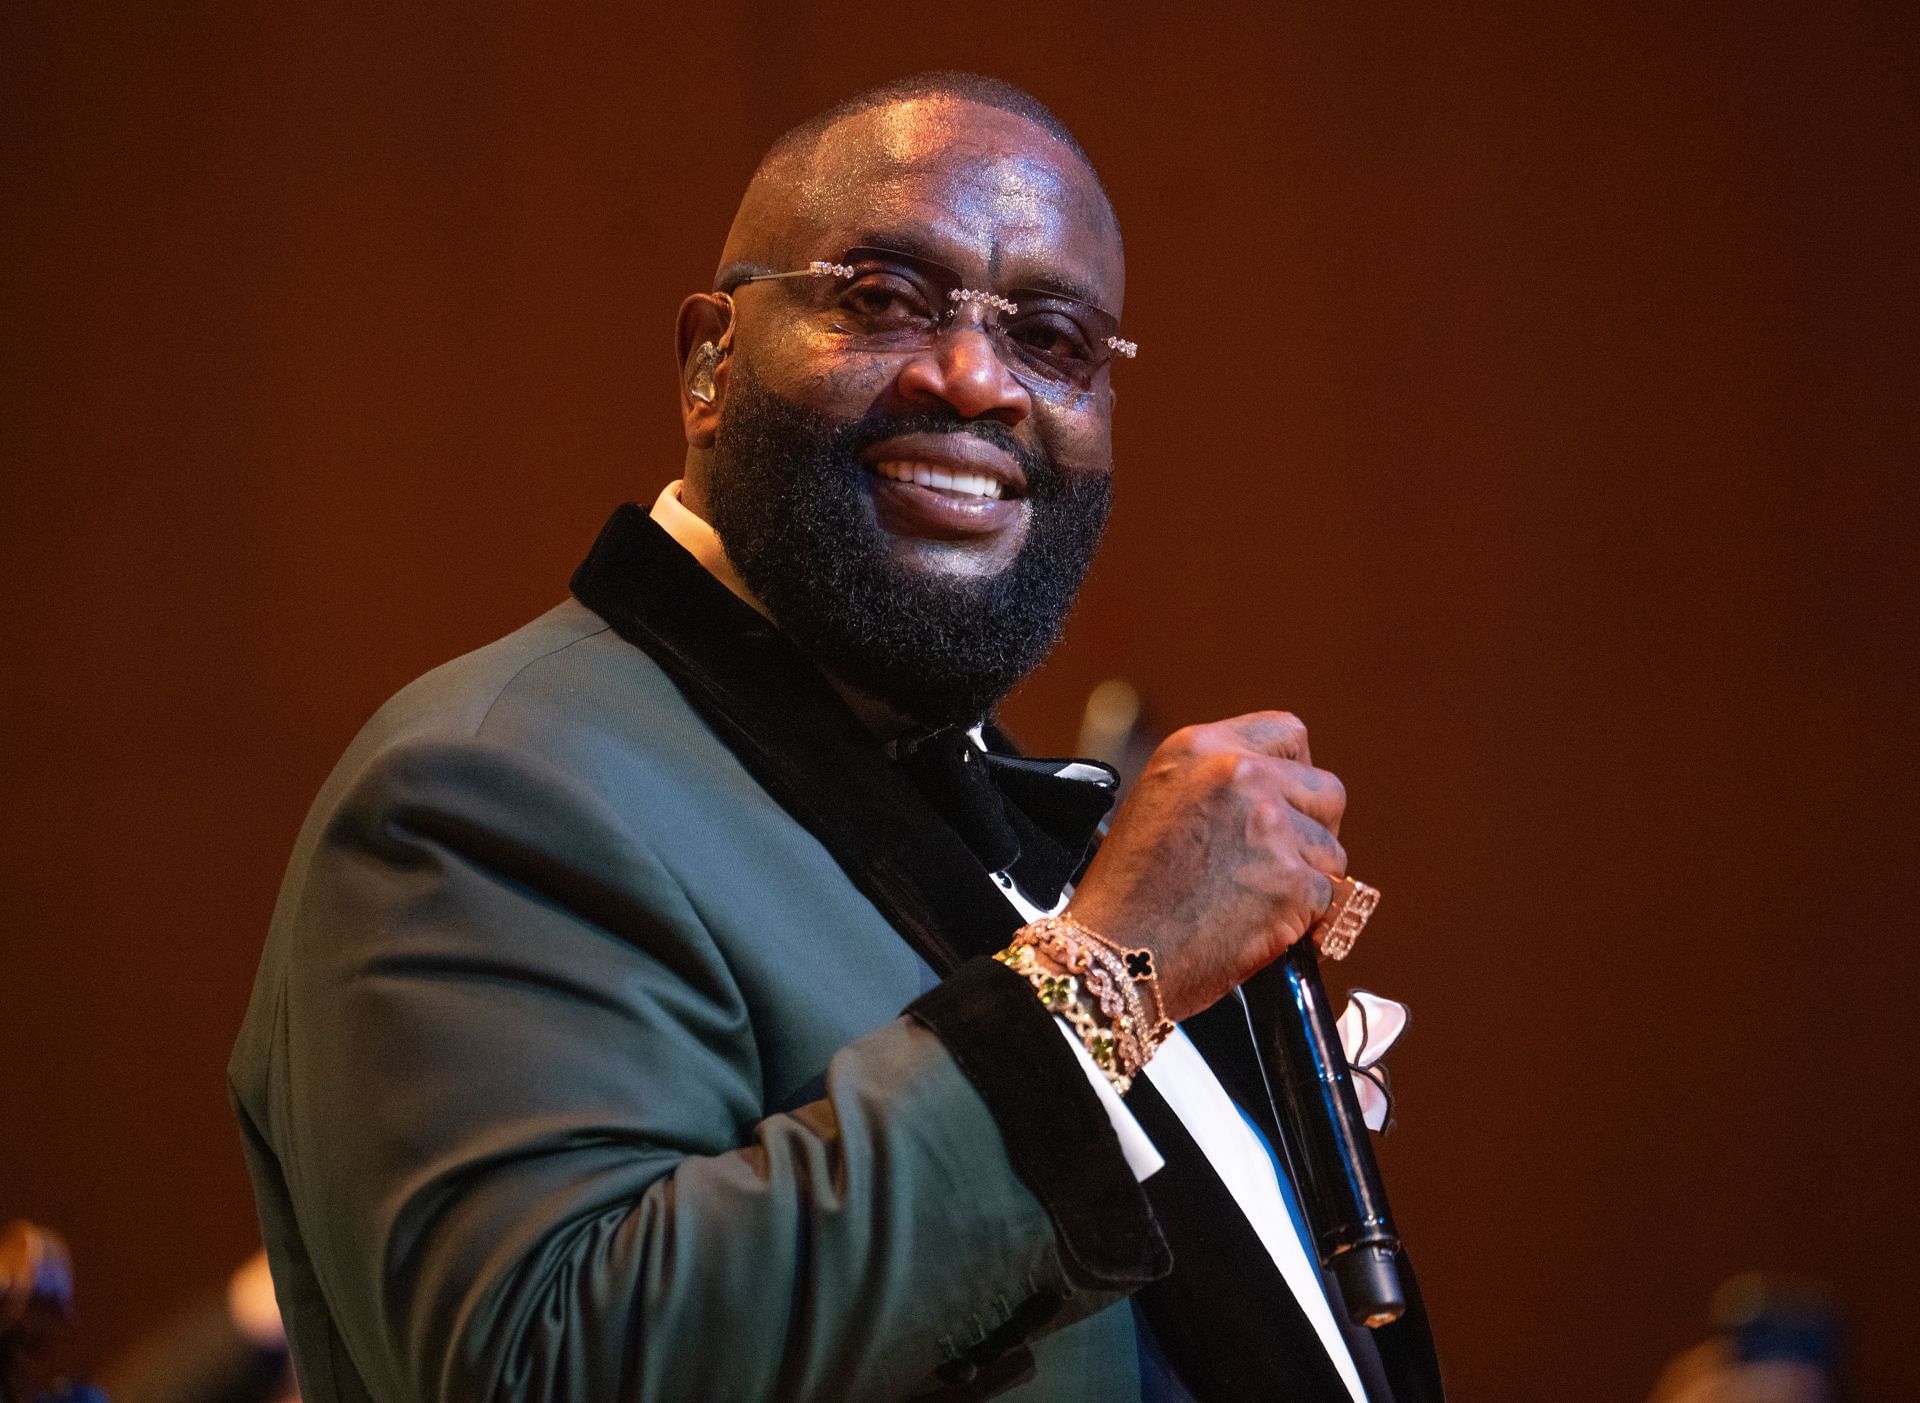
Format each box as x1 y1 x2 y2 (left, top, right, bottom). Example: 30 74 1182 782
1312 876 1381 961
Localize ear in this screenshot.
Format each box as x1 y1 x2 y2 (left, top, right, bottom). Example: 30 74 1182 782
676 292 736 448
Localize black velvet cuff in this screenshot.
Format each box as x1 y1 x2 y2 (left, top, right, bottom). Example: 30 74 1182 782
907 956 1171 1292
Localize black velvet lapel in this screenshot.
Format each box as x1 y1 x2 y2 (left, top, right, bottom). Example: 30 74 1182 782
570 506 1024 972
569 506 1443 1402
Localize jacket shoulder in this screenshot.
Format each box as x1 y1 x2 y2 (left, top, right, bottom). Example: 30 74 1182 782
357 598 619 745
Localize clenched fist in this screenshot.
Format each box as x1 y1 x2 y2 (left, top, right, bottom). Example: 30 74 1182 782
1066 711 1348 1026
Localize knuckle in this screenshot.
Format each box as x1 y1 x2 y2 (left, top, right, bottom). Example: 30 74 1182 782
1249 797 1288 835
1162 723 1211 759
1201 750 1249 790
1248 709 1309 760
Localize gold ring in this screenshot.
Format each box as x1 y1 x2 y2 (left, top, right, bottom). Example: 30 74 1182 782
1312 876 1381 961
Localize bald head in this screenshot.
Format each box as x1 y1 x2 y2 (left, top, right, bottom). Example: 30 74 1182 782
715 78 1122 312
758 72 1103 188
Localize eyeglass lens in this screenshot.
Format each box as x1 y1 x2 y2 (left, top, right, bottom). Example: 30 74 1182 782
810 246 1122 391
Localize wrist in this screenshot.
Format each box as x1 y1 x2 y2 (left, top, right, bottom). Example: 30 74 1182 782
995 913 1176 1094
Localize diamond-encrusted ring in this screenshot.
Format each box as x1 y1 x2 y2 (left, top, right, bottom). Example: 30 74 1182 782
1312 877 1381 961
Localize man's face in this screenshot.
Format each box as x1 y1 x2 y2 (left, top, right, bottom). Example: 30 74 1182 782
697 99 1125 725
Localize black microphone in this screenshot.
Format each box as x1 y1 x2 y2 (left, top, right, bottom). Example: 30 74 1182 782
1069 680 1407 1326
1240 938 1407 1328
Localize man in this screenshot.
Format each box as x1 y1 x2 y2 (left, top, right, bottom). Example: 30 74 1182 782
230 73 1444 1402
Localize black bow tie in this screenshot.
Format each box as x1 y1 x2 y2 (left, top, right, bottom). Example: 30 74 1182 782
893 727 1119 907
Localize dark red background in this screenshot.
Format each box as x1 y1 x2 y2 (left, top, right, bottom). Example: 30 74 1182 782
5 5 1914 1398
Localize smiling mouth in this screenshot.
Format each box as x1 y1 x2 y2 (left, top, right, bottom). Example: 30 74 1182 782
870 460 1014 501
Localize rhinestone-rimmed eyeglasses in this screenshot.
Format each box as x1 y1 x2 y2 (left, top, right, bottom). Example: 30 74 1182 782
724 245 1136 393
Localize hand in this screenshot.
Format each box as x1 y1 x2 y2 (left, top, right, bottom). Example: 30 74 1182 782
1066 711 1348 1026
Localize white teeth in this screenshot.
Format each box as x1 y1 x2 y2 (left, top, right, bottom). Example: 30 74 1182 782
874 461 1005 499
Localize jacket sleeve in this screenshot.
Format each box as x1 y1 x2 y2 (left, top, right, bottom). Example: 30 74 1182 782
255 736 1166 1403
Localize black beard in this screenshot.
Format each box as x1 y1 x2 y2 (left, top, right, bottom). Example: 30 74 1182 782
704 365 1112 727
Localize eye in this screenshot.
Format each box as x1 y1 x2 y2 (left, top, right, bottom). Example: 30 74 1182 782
1006 309 1097 364
837 272 935 326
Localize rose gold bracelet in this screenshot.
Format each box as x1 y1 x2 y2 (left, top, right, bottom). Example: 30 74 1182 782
994 942 1133 1091
1009 914 1174 1074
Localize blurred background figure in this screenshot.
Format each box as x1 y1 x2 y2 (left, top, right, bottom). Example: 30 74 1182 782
1 1221 104 1403
1647 1276 1843 1403
100 1252 293 1403
1 1225 290 1403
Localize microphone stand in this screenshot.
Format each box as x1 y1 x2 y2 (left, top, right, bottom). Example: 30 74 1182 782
1241 938 1407 1328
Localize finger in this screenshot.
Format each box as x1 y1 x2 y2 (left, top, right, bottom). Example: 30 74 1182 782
1227 751 1345 832
1226 710 1311 764
1312 867 1337 917
1247 798 1345 881
1269 761 1347 833
1295 867 1337 933
1286 808 1349 880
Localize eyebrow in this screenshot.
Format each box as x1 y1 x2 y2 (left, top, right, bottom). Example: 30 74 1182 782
840 229 1113 314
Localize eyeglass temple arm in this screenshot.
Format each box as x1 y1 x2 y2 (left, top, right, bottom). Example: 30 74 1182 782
725 261 855 291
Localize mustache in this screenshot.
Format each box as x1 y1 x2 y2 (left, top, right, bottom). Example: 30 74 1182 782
836 409 1059 494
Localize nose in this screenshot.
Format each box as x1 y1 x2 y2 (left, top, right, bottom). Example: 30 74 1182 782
893 312 1033 425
